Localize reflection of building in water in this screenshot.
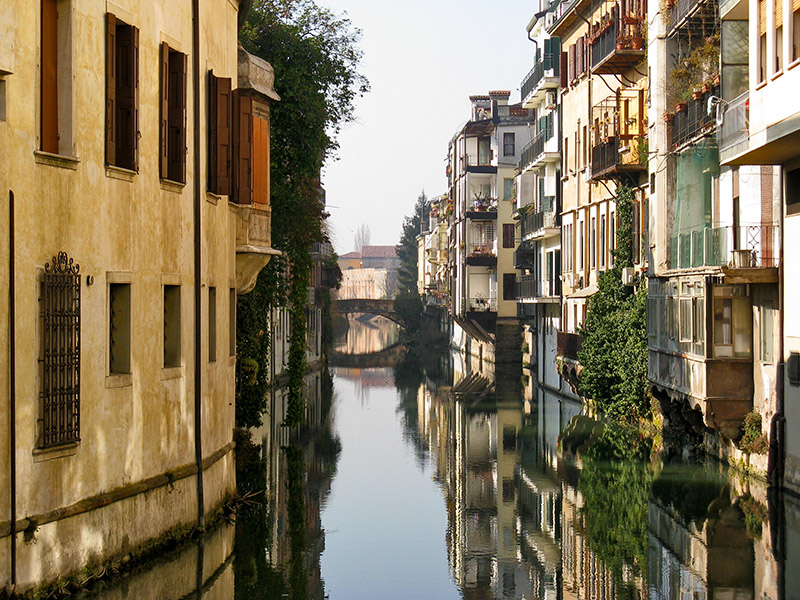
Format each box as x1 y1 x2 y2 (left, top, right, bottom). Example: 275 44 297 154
334 314 399 355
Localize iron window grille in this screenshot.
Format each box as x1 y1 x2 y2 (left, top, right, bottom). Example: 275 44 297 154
40 251 81 448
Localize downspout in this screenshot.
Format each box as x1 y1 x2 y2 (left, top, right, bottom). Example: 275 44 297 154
771 172 785 488
191 0 205 531
9 190 16 586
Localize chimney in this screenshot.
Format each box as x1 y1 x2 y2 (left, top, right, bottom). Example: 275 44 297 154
489 90 511 106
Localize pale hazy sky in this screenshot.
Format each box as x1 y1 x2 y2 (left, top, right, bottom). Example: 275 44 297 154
319 0 539 254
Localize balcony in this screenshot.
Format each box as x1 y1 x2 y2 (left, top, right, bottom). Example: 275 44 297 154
590 90 647 180
519 114 556 171
234 204 280 293
514 240 536 268
521 205 560 240
668 0 718 38
466 198 498 220
521 57 560 107
670 86 719 149
517 275 562 302
718 91 748 154
669 224 779 281
590 12 646 74
468 296 497 313
464 153 497 174
557 331 583 361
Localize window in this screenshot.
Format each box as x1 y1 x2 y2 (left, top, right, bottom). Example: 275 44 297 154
564 137 569 173
503 178 515 200
503 273 516 301
776 0 784 71
712 285 752 358
163 285 181 368
106 14 139 170
680 298 693 342
40 252 80 447
759 0 768 82
787 167 800 215
582 125 588 167
503 132 515 156
789 352 800 385
109 283 131 374
160 43 187 183
600 214 606 268
610 211 616 253
502 223 515 248
209 287 217 362
575 128 580 170
478 136 491 165
794 0 800 61
40 0 72 155
579 221 584 270
208 71 232 195
590 217 596 269
632 201 641 264
760 305 775 363
229 288 236 357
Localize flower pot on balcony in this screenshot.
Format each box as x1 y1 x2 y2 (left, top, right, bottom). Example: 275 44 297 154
675 102 687 112
692 89 703 100
623 16 640 25
701 82 711 93
631 35 644 49
663 111 675 122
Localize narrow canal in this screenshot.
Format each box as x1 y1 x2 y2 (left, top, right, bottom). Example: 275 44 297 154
76 315 799 599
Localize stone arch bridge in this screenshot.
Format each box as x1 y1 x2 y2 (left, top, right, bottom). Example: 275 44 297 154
331 298 401 325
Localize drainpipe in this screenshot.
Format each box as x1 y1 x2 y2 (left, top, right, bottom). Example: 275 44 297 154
771 173 785 488
9 189 16 586
191 0 205 531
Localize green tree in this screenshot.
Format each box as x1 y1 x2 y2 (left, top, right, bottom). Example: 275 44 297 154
236 0 368 427
396 191 427 294
577 185 649 421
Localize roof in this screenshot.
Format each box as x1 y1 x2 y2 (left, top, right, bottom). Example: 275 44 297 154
361 245 398 259
339 251 361 260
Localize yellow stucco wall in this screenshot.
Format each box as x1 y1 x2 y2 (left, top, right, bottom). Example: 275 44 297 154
0 0 245 590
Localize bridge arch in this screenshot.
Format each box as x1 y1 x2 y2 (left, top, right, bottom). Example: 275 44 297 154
331 298 403 326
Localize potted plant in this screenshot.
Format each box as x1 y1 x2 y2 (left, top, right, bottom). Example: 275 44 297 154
675 102 687 112
631 34 644 49
692 88 703 100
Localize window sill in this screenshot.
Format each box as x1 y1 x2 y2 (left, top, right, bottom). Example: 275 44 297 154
33 442 79 462
106 373 132 388
160 178 186 193
789 58 800 71
34 150 80 170
755 79 768 91
206 191 221 205
105 165 137 182
161 365 184 380
771 69 783 82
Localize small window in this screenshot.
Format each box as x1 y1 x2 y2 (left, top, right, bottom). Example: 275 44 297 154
788 352 800 385
502 223 515 248
503 273 516 301
503 132 515 156
590 217 596 269
786 167 800 215
163 285 181 368
503 178 515 200
208 286 217 362
760 305 775 363
109 283 132 374
160 43 187 183
776 0 784 72
106 14 139 170
229 288 236 357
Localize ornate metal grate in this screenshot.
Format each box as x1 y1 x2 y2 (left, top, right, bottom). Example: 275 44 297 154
40 252 81 447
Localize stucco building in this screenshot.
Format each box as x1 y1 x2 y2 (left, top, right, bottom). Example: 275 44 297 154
0 0 277 591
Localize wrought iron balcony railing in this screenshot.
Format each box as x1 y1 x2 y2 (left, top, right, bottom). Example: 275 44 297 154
670 86 719 149
516 275 562 300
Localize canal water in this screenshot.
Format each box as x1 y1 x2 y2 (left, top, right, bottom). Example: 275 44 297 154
76 314 799 599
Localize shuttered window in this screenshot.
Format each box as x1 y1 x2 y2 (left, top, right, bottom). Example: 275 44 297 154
159 43 187 183
568 44 576 82
106 13 139 171
253 114 270 205
208 71 232 195
560 51 568 88
232 90 253 204
41 0 59 154
502 223 515 248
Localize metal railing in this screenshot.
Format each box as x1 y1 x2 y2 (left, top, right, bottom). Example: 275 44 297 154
670 224 778 269
591 21 618 69
468 296 498 312
718 91 749 151
671 87 719 148
521 60 546 101
521 206 560 238
516 275 562 299
519 126 554 170
464 153 493 168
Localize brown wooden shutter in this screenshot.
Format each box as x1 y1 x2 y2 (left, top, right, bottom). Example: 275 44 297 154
568 44 575 82
106 13 117 165
168 50 187 182
759 0 767 35
41 0 59 154
576 37 584 77
160 42 169 178
253 115 269 205
116 23 137 170
560 51 568 88
502 223 515 248
233 90 253 204
208 72 232 195
132 26 139 171
776 0 784 28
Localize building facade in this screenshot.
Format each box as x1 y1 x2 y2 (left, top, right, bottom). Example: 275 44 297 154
0 0 277 590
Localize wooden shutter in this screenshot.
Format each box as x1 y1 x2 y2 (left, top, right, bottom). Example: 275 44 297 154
233 90 253 204
160 42 169 178
503 223 515 248
576 37 584 77
568 44 575 82
776 0 783 28
253 115 269 205
759 0 767 35
117 23 138 170
132 26 139 171
544 38 553 70
560 51 568 88
208 72 232 195
41 0 59 154
168 50 187 182
106 13 117 165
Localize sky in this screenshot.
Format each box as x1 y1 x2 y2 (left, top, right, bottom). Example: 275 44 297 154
317 0 540 254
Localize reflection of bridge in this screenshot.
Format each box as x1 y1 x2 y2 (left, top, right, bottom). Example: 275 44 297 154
332 298 401 325
329 343 407 368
